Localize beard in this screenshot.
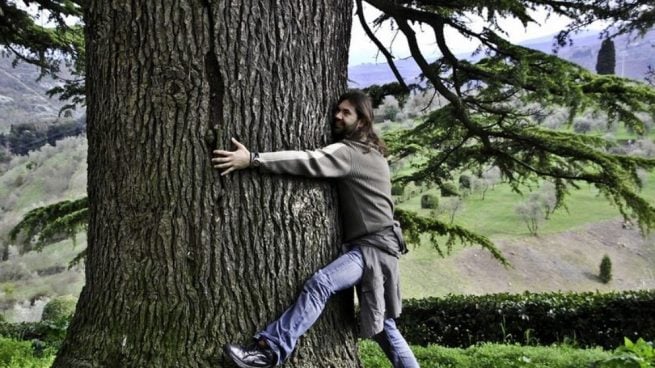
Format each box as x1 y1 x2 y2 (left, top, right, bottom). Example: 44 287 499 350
332 120 359 141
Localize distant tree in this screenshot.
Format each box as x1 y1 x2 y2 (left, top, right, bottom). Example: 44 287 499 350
647 64 655 86
440 182 459 197
538 182 558 220
391 182 406 196
420 193 439 209
599 254 612 283
515 197 545 236
375 95 401 121
596 38 616 75
573 118 594 134
5 119 85 155
439 196 463 225
459 175 471 191
363 82 411 108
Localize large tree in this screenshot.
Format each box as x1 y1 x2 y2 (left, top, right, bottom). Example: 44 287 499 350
46 1 357 367
5 0 655 366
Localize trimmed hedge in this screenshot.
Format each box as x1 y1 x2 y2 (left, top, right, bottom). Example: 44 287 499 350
41 295 77 322
420 194 439 209
397 290 655 349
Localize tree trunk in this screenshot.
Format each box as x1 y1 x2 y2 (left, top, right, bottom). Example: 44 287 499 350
53 1 356 367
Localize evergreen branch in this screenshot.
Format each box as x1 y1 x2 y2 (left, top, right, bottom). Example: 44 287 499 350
34 207 87 250
68 248 86 269
10 197 88 252
395 208 508 265
356 0 409 92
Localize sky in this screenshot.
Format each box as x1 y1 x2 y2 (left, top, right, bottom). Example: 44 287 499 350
349 3 605 66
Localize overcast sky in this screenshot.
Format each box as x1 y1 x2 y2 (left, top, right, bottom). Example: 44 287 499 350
349 3 604 66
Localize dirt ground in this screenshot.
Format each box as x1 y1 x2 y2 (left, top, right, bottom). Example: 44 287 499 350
450 219 655 295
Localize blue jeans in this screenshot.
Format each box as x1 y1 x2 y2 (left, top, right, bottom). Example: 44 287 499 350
256 247 419 367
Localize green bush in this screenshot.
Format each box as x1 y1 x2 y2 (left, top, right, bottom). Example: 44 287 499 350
459 175 471 190
597 337 655 367
420 194 439 209
0 337 54 368
41 295 77 322
391 183 405 196
0 318 69 350
440 182 459 197
599 255 612 284
397 290 655 349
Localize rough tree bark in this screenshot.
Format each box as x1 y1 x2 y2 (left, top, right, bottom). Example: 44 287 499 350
53 1 357 367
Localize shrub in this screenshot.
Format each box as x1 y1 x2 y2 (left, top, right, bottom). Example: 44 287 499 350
391 183 405 196
397 290 655 349
458 175 471 190
420 194 439 209
440 182 459 197
599 255 612 284
0 337 54 367
41 295 77 322
597 337 655 367
0 318 69 350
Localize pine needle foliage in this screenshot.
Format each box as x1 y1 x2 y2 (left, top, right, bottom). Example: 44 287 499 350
0 0 85 115
395 208 507 265
370 0 655 249
9 197 87 253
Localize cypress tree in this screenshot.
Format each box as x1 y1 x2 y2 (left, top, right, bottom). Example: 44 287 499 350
599 255 613 284
596 38 616 75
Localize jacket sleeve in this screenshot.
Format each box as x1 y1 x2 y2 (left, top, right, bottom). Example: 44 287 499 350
257 142 352 178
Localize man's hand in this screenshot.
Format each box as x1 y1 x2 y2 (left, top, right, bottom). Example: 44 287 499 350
212 138 251 176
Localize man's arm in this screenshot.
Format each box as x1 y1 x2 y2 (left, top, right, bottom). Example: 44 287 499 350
212 138 352 178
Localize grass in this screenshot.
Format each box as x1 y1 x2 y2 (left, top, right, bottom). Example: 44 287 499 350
0 337 54 368
397 169 655 239
0 336 614 368
358 340 612 368
393 169 655 299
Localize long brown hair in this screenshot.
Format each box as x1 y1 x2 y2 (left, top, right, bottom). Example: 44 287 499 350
336 90 387 156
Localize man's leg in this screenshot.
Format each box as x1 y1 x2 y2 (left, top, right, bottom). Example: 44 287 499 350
372 318 420 368
226 247 364 367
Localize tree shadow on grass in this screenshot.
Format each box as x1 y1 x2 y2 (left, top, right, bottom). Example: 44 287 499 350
583 271 603 283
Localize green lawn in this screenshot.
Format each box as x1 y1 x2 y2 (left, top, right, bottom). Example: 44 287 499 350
397 170 655 239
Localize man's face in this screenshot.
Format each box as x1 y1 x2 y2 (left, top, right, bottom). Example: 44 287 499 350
333 100 359 135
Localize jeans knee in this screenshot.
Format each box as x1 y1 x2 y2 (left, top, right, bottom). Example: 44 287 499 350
303 271 333 299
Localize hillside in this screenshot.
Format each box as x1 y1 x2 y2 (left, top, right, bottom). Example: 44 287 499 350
401 219 655 298
0 54 81 133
